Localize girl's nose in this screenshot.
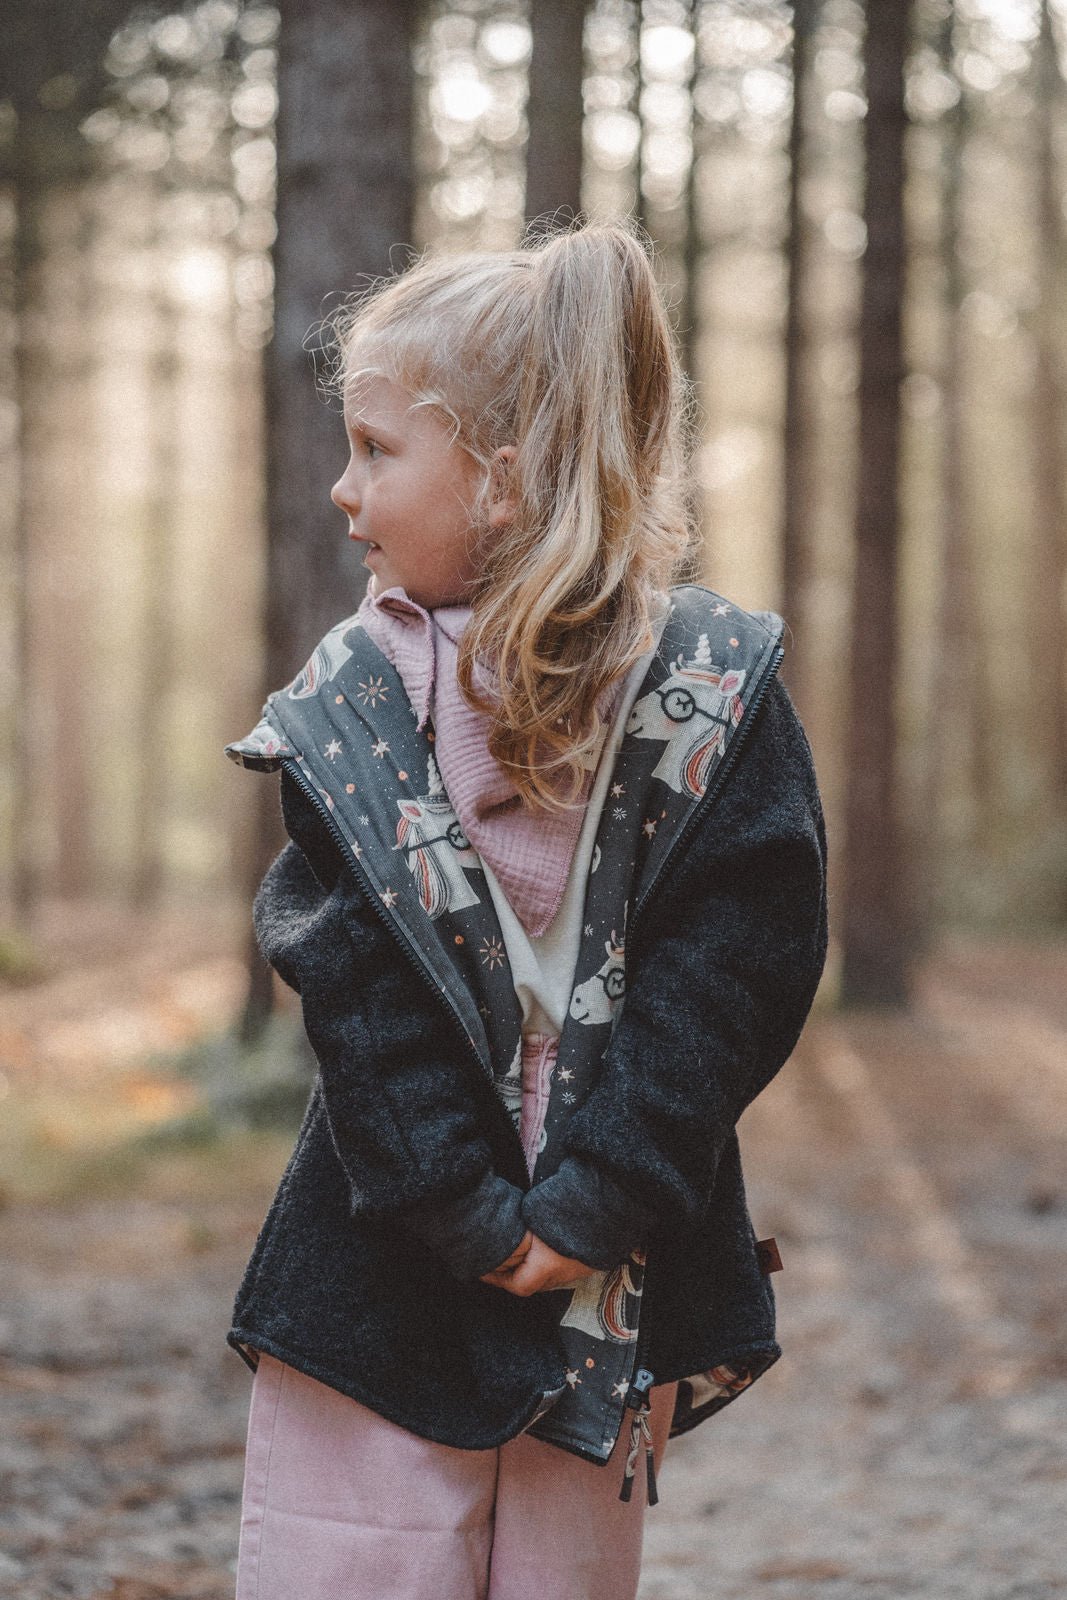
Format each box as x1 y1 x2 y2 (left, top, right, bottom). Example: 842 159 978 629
331 470 359 518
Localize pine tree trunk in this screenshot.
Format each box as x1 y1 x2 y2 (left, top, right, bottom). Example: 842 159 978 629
10 155 44 924
839 0 912 1007
678 0 702 389
48 182 95 901
1031 0 1067 827
630 0 647 235
8 112 93 923
780 0 818 714
915 2 990 941
132 192 180 910
242 0 418 1038
525 0 587 225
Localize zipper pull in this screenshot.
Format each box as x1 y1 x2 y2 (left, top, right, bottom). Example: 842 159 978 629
622 1366 654 1412
618 1367 658 1504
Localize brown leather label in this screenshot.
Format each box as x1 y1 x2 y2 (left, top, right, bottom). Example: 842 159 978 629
756 1236 784 1275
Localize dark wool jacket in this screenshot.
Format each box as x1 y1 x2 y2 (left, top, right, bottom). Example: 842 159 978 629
227 671 829 1451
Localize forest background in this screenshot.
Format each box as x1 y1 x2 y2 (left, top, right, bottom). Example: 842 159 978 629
4 0 1067 1015
1 4 1067 1597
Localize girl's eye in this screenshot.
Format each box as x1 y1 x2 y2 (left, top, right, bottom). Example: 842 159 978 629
364 438 383 460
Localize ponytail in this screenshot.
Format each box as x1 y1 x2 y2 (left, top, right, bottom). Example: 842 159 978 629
329 219 695 811
459 223 694 808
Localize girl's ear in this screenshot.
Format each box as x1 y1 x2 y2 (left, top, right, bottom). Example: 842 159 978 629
485 445 518 528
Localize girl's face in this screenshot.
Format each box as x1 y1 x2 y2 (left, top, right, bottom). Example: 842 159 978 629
331 374 487 609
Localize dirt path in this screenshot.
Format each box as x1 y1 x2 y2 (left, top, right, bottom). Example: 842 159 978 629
1 934 1064 1599
641 946 1067 1599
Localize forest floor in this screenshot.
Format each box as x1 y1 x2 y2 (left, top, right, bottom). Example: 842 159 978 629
0 903 1065 1600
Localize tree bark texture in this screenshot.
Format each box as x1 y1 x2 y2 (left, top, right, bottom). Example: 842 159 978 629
1030 0 1067 822
916 5 991 941
9 156 44 923
525 0 587 226
132 192 181 911
267 0 417 686
6 108 95 922
245 0 417 1036
780 0 818 715
630 0 647 235
840 0 912 1006
679 0 702 388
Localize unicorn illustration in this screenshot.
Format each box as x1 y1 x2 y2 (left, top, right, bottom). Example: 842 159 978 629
395 755 481 918
229 713 292 763
569 931 625 1026
626 634 746 798
287 615 360 699
559 1259 642 1343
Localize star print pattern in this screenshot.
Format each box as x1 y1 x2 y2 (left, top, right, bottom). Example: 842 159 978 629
324 739 342 761
356 674 388 706
371 738 390 758
479 937 506 970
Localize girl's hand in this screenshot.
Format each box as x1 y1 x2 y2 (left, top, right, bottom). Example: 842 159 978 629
479 1230 534 1288
494 1234 600 1297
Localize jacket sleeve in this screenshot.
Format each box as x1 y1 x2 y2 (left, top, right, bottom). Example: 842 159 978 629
249 772 528 1283
521 676 829 1268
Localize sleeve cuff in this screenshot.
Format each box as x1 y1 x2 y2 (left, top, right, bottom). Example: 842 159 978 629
401 1169 528 1282
521 1158 654 1270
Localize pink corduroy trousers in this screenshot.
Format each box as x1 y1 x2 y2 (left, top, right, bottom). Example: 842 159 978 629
234 1033 678 1600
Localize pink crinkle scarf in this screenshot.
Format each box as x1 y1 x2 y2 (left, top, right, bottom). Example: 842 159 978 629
357 585 623 937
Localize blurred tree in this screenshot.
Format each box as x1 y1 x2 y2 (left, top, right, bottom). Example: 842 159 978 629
1030 0 1067 841
840 0 912 1007
679 0 702 387
0 0 131 922
780 0 818 714
525 0 587 224
131 229 180 911
0 0 135 107
242 0 418 1038
917 0 990 941
630 0 647 235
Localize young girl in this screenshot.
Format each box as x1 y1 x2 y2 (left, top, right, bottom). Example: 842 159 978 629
224 222 828 1600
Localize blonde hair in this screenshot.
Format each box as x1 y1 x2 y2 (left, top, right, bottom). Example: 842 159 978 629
327 221 696 811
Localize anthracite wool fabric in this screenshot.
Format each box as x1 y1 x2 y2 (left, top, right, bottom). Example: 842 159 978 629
227 674 829 1449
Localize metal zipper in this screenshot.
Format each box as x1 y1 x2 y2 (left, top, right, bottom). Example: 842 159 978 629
614 632 784 1506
